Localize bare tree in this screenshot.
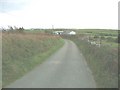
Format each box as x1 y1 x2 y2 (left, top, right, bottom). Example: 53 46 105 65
8 26 14 31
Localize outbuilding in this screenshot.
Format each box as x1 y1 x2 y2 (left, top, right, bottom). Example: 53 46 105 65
69 31 76 35
53 31 64 35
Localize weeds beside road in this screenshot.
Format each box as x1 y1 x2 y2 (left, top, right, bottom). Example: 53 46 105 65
62 34 118 88
2 32 64 87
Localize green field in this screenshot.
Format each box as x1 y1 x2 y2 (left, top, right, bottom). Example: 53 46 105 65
2 32 64 87
76 29 118 48
76 29 118 35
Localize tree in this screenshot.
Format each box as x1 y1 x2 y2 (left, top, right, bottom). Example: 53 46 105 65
17 27 24 33
8 26 14 31
14 26 18 30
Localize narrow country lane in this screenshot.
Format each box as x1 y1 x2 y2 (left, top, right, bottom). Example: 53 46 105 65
6 40 96 88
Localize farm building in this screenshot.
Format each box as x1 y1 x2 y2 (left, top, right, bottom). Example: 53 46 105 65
53 31 64 35
68 31 76 35
53 30 76 35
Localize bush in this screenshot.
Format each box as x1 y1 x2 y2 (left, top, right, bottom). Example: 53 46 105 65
101 36 105 40
94 35 99 39
106 37 117 43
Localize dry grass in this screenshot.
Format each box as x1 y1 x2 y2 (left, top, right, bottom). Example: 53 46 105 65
2 32 64 87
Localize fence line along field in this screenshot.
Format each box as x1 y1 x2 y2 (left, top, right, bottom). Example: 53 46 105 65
2 31 64 87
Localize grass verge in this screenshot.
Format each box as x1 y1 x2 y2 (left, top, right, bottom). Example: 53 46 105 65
2 32 64 87
62 35 118 88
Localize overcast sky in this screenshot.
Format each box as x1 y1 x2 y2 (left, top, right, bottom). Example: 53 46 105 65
0 0 119 29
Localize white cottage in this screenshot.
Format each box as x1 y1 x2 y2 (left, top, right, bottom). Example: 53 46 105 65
69 31 76 35
53 31 64 35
